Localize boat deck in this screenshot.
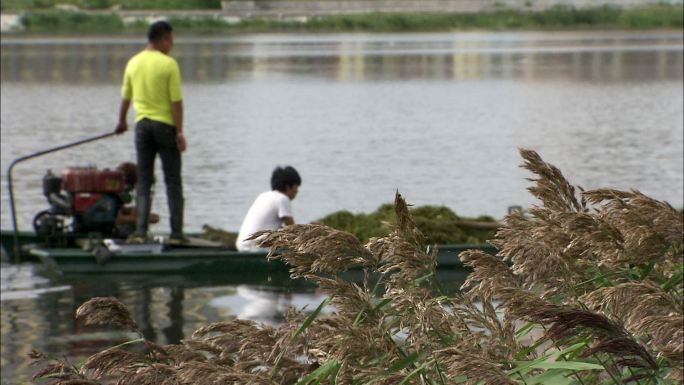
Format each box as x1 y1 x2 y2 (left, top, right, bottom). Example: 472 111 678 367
3 229 496 275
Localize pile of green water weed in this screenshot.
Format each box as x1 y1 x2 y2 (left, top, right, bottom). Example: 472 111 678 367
199 224 238 248
318 204 497 244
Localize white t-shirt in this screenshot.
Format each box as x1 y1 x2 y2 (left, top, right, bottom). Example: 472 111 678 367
236 190 293 251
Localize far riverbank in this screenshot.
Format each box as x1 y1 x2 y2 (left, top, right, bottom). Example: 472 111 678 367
1 4 682 35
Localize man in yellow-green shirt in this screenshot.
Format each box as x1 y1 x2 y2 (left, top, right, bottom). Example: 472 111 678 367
114 21 186 243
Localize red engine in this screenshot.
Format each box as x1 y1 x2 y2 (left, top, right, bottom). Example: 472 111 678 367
61 167 125 194
71 192 106 214
36 166 128 236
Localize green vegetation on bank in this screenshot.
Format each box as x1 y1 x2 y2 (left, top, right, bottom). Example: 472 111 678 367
1 0 221 11
6 5 683 34
20 10 124 33
304 5 684 31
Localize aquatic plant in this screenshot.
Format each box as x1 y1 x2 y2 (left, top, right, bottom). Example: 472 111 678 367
31 149 683 384
318 204 497 245
200 224 238 248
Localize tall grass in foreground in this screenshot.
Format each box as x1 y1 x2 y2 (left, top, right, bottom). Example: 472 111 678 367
31 149 683 384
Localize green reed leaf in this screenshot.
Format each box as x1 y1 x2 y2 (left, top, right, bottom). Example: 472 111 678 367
525 368 576 385
661 265 683 292
414 272 435 285
373 297 393 311
294 297 330 340
515 321 536 341
397 358 437 385
362 352 423 385
296 359 341 385
638 262 656 280
509 342 591 375
386 351 421 375
512 360 603 372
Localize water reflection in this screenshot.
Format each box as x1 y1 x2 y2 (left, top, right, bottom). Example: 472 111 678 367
0 266 310 383
2 32 682 83
0 264 470 383
210 285 320 326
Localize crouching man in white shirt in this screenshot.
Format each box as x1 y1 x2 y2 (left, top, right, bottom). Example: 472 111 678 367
235 166 301 251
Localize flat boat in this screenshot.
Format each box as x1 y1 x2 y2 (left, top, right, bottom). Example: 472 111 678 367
1 229 495 275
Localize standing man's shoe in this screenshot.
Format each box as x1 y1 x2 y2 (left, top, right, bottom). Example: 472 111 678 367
126 233 148 244
169 234 190 245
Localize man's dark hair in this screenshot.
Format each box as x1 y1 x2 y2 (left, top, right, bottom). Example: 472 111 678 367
148 21 173 43
116 162 138 187
271 166 301 192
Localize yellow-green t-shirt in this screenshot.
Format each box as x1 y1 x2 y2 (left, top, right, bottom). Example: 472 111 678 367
121 50 182 126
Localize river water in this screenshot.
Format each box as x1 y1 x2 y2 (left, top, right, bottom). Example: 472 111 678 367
1 31 683 384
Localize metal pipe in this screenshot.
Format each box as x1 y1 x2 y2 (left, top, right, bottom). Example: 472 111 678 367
7 132 117 262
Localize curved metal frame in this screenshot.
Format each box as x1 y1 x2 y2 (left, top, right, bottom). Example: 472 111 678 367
7 132 116 261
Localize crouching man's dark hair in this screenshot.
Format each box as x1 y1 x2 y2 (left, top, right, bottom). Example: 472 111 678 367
271 166 301 192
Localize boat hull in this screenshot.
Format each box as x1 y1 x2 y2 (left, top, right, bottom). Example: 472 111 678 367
2 230 496 275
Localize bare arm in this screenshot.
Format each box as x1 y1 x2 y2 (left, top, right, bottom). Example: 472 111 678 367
171 100 186 152
115 99 131 134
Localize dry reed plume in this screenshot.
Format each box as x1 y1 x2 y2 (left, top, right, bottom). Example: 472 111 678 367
32 149 683 384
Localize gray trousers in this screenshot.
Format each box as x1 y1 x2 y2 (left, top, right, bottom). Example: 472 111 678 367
135 118 184 236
